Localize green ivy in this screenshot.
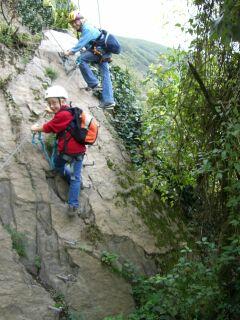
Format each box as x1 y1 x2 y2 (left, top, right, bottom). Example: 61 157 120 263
17 0 54 33
110 65 143 164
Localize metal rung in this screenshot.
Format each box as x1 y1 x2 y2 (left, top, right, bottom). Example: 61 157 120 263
82 183 91 189
48 306 63 313
63 239 77 246
56 274 76 282
83 161 95 167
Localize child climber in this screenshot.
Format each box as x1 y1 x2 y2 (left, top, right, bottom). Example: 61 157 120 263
31 85 85 217
64 10 115 110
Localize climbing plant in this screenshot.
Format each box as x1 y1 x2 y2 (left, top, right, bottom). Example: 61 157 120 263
17 0 53 33
110 65 143 164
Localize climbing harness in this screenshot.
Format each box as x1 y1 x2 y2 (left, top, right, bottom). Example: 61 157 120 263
59 153 84 181
31 132 56 169
92 45 112 63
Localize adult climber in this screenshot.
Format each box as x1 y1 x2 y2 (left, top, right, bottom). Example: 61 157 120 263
31 85 85 217
64 10 116 110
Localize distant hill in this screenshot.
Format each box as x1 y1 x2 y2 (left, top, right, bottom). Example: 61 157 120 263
112 36 168 78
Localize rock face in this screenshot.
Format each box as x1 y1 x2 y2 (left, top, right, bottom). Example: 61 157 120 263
0 30 159 319
0 225 54 320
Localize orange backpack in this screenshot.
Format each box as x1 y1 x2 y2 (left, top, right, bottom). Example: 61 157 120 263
65 107 99 145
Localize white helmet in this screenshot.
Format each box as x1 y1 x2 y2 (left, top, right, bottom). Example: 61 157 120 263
45 85 68 99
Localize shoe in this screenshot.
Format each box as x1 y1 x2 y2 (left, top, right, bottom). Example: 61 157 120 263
85 84 102 92
97 102 116 110
67 206 78 217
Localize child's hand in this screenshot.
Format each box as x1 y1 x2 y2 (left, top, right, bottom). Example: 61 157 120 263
44 106 54 113
31 124 42 132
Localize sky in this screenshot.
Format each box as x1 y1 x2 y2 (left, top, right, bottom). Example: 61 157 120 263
72 0 194 49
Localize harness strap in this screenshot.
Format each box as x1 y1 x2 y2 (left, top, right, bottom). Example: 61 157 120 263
61 153 84 162
61 153 84 180
104 32 110 48
92 45 112 63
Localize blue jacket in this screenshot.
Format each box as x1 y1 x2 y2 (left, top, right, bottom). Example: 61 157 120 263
70 22 101 53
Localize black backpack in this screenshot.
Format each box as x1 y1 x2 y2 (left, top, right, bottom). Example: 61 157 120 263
93 30 121 54
59 107 99 146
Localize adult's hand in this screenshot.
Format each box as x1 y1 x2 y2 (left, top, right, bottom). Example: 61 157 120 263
64 50 73 56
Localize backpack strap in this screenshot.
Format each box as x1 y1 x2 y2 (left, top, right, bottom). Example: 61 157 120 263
83 113 93 129
104 32 110 48
57 107 82 152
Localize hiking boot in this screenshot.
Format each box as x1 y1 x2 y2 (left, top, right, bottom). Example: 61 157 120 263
85 84 102 92
67 206 78 217
97 102 116 110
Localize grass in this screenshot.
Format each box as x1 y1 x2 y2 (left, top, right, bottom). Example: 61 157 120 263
5 225 27 257
45 67 58 81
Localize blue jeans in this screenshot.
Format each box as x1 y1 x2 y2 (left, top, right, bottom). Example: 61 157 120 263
79 50 114 104
54 154 83 208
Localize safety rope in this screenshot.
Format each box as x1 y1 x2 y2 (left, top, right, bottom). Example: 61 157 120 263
96 0 102 29
0 135 29 173
48 29 66 52
32 132 56 169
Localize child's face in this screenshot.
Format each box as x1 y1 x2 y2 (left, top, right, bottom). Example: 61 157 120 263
47 98 64 113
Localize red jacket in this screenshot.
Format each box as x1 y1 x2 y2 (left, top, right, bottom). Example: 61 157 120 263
43 105 86 155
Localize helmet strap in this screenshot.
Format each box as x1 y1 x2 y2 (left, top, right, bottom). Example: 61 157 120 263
58 98 62 108
76 19 83 32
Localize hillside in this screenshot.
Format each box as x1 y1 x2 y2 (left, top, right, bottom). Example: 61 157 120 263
112 36 168 78
0 26 187 319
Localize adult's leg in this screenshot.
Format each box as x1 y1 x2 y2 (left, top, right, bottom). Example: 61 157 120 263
99 60 114 104
79 51 100 88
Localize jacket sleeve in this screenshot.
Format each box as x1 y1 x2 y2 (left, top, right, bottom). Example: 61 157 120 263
42 111 72 133
70 24 101 53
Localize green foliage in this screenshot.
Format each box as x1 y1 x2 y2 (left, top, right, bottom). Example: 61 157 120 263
52 291 84 319
45 67 58 81
34 255 41 272
140 51 193 205
101 251 118 267
104 239 240 320
0 22 40 49
53 0 76 29
129 0 240 319
131 241 221 320
5 225 26 257
103 316 124 320
0 76 11 90
211 0 240 43
17 0 54 33
100 250 141 285
111 65 143 164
